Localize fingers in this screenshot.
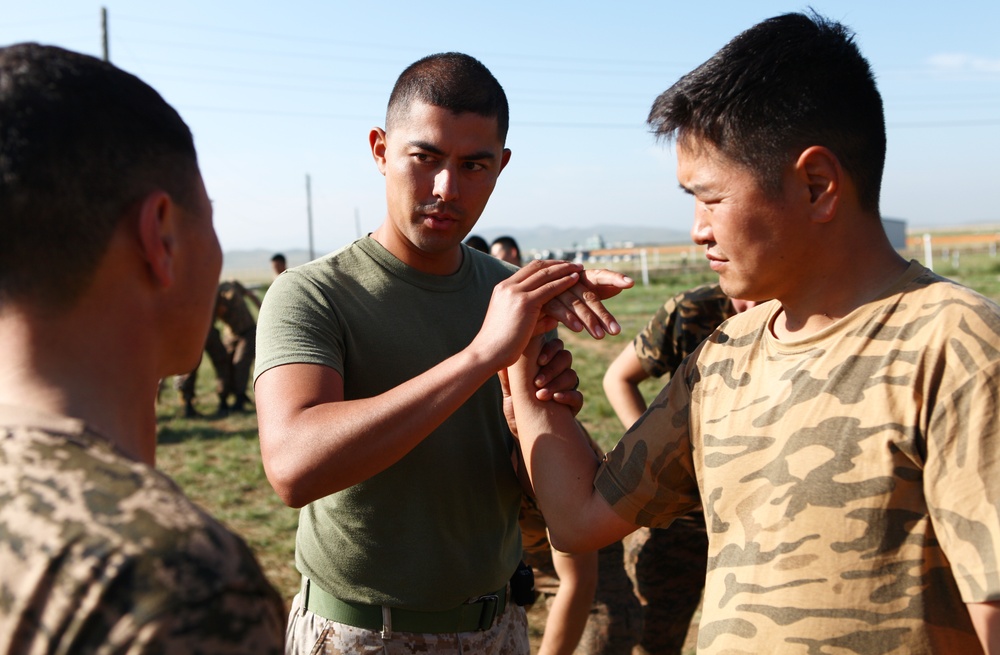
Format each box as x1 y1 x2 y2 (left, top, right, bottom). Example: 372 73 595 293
548 389 583 416
535 368 579 399
543 285 619 338
581 268 635 298
534 345 583 416
537 267 633 339
534 345 572 388
536 337 564 368
498 260 582 311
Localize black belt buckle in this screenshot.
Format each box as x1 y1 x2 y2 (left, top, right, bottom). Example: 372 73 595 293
467 593 499 631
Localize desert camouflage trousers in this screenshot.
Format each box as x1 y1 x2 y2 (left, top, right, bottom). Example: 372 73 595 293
623 511 707 655
285 592 530 655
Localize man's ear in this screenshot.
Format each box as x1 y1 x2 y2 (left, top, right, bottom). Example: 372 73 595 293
795 145 841 224
370 127 388 175
135 190 177 288
499 148 511 174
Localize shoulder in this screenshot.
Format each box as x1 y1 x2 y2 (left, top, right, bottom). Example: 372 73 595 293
0 423 283 650
466 246 517 284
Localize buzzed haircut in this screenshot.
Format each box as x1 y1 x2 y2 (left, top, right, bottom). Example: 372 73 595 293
0 43 200 311
464 235 489 253
490 236 520 254
648 12 886 213
386 52 509 143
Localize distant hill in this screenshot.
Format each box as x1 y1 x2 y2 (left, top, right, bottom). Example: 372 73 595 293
221 224 691 282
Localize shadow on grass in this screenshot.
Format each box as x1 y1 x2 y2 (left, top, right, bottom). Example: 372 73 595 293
156 419 259 444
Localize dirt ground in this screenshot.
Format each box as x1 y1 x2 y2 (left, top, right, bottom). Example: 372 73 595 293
526 597 700 654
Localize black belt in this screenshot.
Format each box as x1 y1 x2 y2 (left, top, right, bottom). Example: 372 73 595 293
300 577 508 633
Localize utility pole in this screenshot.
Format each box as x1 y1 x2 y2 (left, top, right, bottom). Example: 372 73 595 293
306 174 315 261
101 7 109 62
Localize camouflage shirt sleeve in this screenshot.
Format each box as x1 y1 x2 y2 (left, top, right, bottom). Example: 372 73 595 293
632 284 734 379
0 408 285 655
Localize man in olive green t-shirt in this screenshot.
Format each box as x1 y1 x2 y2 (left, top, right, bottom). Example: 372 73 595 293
254 52 633 654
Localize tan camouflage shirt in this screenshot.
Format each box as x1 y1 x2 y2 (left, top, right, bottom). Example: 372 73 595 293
0 405 285 654
596 261 1000 654
633 283 733 379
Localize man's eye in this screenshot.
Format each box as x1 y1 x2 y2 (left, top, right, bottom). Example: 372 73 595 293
463 162 485 171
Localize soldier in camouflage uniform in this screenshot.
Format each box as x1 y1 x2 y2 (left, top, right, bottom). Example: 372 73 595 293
0 43 284 653
213 280 261 414
508 12 1000 654
174 324 227 417
174 281 260 417
604 284 753 653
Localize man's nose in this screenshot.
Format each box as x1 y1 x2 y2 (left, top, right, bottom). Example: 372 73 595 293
433 166 458 201
691 206 712 245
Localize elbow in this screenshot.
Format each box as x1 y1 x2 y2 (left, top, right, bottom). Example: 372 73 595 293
262 454 312 509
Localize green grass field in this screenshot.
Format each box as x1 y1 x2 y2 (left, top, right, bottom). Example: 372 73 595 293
154 250 1000 652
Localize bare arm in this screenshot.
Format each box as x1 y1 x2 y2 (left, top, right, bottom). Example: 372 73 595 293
602 343 651 430
508 336 637 552
537 548 599 655
257 261 588 508
968 601 1000 653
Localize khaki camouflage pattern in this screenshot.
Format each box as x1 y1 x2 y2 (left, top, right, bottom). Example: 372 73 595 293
633 283 733 380
629 283 731 654
285 592 529 654
0 405 285 655
597 262 1000 654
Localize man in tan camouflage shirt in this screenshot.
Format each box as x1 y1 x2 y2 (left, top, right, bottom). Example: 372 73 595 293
0 44 284 653
506 12 1000 655
604 284 753 654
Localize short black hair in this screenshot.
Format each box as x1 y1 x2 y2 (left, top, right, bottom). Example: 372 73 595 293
386 52 509 144
490 236 520 254
648 12 885 212
463 236 489 253
0 43 200 310
271 253 286 263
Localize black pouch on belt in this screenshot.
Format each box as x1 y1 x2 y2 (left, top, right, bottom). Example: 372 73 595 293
509 560 537 606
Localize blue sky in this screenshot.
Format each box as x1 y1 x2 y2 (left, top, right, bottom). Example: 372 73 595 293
3 1 999 254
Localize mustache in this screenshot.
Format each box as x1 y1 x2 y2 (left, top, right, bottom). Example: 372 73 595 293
417 202 462 218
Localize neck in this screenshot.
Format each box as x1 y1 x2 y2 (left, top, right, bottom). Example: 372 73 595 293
0 305 160 465
370 222 464 276
772 227 909 341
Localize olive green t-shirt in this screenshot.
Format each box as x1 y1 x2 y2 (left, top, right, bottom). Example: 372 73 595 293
598 261 1000 654
255 237 523 611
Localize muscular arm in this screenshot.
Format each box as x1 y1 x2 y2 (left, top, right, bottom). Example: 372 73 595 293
537 548 599 655
602 343 651 430
508 336 637 552
968 601 1000 653
257 261 620 508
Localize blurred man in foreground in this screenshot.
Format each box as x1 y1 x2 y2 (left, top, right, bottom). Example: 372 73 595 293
0 43 284 653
